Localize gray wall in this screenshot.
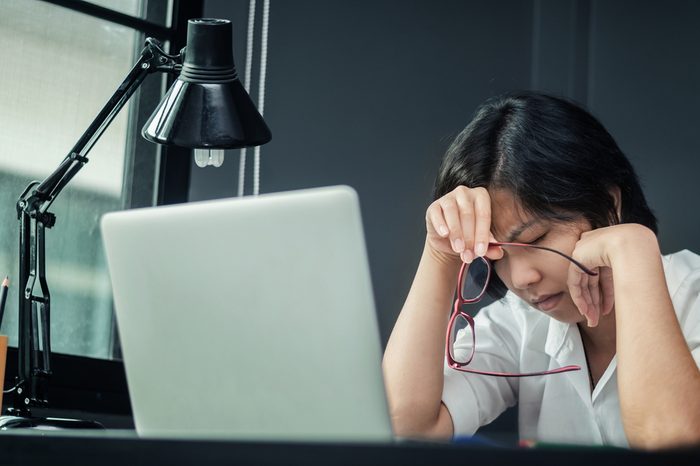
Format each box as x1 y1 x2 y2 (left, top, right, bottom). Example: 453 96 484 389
588 1 700 252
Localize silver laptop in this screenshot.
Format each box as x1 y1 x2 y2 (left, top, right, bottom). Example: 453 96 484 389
101 186 392 442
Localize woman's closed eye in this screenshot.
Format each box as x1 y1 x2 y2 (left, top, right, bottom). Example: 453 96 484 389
523 232 547 245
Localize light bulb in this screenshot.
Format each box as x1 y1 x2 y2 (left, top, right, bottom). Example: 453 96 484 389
194 148 225 168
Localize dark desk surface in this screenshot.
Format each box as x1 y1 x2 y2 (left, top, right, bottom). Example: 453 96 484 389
0 430 699 466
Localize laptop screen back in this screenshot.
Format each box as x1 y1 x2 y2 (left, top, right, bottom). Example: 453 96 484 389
100 186 392 441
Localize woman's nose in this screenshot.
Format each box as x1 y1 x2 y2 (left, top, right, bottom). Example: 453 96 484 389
508 259 542 290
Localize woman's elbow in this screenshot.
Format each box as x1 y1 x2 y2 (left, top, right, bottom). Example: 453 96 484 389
389 402 454 440
627 420 700 450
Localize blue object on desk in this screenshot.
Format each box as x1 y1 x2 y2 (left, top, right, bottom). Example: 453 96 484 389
453 434 508 448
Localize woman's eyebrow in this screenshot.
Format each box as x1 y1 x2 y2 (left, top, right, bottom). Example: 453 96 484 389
503 219 539 243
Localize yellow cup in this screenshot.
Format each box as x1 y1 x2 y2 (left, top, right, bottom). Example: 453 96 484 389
0 335 7 409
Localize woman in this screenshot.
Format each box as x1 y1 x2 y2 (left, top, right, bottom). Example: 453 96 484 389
382 92 700 449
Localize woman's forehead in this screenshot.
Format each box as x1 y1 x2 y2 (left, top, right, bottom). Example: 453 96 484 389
489 189 586 241
489 189 540 240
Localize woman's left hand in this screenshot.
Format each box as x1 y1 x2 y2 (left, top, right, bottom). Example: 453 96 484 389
567 224 658 327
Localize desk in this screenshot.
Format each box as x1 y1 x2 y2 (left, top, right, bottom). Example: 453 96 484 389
0 430 698 466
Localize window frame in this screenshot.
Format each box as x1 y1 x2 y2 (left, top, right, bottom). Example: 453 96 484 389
2 0 204 424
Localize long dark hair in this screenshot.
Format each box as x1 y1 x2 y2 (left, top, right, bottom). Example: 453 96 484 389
434 91 657 298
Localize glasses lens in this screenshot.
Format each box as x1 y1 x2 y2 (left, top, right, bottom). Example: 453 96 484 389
460 257 489 300
448 313 474 364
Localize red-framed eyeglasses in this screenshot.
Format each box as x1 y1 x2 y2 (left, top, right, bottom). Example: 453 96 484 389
445 241 597 377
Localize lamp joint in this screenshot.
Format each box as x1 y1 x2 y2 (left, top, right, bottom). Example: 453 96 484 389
68 152 88 164
142 37 182 75
28 211 56 228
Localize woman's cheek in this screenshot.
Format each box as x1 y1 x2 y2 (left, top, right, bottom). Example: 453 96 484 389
493 263 515 293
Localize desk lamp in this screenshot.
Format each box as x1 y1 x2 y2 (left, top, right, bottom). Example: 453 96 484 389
0 18 270 429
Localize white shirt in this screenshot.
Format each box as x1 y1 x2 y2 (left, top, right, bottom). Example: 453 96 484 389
442 250 700 447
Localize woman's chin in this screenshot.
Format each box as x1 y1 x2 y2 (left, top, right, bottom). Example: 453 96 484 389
540 303 585 324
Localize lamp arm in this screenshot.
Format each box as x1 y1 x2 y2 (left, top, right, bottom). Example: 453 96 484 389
10 38 181 415
34 38 181 210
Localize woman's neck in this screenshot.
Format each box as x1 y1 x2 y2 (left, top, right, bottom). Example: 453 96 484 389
578 309 617 353
577 310 617 389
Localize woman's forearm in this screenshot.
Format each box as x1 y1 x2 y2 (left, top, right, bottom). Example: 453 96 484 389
382 241 460 436
611 230 700 449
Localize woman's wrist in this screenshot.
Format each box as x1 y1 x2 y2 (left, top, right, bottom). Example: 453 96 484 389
424 239 463 270
606 224 660 270
605 224 665 304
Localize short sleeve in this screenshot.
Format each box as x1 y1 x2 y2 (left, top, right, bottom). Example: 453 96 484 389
681 291 700 367
666 251 700 368
441 297 521 437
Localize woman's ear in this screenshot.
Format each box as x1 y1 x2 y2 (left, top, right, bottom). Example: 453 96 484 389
609 186 622 222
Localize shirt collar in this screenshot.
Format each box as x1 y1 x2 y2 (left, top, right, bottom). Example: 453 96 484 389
516 298 572 358
544 316 571 358
521 305 593 406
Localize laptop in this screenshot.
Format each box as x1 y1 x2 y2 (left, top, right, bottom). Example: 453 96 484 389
100 186 393 442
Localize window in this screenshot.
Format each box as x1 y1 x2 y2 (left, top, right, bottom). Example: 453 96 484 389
0 0 169 359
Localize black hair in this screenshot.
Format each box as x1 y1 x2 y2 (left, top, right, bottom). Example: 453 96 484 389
434 91 657 298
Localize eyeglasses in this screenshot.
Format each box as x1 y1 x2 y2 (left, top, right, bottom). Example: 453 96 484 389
445 241 597 377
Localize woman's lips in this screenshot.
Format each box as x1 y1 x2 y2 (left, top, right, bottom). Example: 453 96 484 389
532 292 563 312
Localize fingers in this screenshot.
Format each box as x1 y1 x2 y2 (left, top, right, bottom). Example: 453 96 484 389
568 264 598 327
599 267 615 315
472 193 492 258
427 205 449 238
568 269 587 317
454 192 475 262
588 272 601 315
485 233 504 260
579 268 615 326
427 186 493 263
579 273 598 327
440 197 466 255
454 187 491 261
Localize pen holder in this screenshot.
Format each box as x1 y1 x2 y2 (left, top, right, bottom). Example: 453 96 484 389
0 335 7 409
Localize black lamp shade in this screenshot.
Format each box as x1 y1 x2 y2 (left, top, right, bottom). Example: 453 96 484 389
142 18 271 149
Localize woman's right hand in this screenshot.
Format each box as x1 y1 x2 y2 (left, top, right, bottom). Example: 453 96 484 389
425 186 503 263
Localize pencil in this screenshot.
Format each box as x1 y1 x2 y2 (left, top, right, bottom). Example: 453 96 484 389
0 276 8 331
